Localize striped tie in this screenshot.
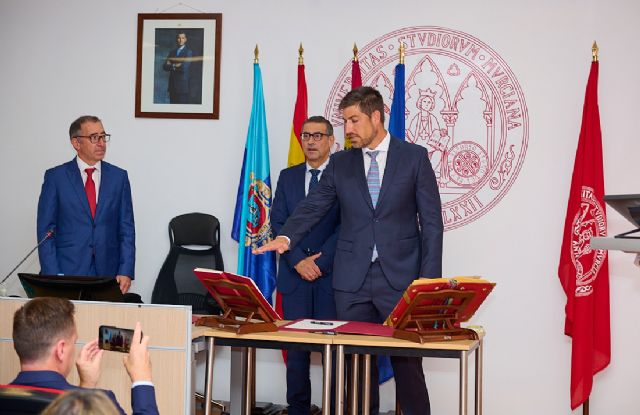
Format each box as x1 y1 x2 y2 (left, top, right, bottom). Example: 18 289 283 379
309 169 320 193
366 151 380 207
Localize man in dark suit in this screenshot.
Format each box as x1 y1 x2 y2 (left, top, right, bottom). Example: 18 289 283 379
162 31 193 104
37 115 135 294
271 116 340 415
256 86 443 415
10 297 159 415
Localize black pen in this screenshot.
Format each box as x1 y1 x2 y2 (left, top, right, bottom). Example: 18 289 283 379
309 320 333 326
311 330 336 335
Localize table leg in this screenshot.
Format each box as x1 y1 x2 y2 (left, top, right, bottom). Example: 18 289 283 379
336 345 345 415
350 354 360 415
475 340 483 415
322 344 332 415
245 347 255 415
460 350 468 415
204 337 215 415
363 354 371 415
230 347 249 415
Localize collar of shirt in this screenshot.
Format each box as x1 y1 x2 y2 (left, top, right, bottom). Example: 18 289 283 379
363 132 391 183
76 157 102 199
305 157 330 195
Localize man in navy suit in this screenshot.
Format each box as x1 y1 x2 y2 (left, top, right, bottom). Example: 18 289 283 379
163 31 193 104
37 115 135 294
256 87 443 415
271 116 340 415
10 297 159 415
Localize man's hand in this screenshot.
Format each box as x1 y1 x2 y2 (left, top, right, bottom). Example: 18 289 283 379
77 339 104 388
294 253 323 281
123 322 152 383
253 235 290 255
116 275 131 294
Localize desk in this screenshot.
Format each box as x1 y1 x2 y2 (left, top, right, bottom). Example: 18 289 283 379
332 333 483 415
193 325 483 415
192 326 334 415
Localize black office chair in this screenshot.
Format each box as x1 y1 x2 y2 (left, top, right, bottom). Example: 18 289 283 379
0 384 63 414
151 213 224 315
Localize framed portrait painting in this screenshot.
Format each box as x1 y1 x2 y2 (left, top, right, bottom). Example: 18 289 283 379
135 13 222 119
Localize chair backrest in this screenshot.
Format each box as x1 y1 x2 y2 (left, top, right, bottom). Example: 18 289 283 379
152 213 224 315
0 384 63 415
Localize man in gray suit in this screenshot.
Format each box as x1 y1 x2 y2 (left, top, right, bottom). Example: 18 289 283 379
256 86 443 415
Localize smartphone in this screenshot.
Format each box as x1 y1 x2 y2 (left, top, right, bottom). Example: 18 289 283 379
98 325 138 353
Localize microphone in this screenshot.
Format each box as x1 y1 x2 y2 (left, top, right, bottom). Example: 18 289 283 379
0 229 55 290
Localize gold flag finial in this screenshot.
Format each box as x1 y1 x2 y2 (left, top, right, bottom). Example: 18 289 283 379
254 44 259 64
353 43 359 62
592 41 599 62
399 42 406 65
298 43 304 65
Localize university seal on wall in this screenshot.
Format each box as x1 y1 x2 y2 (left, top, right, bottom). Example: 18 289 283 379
325 26 529 230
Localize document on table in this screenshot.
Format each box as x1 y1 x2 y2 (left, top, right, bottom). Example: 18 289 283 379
284 319 348 330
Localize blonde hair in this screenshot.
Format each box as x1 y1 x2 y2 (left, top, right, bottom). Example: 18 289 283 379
42 389 120 415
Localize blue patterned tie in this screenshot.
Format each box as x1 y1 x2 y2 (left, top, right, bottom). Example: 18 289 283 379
366 151 380 207
309 169 320 193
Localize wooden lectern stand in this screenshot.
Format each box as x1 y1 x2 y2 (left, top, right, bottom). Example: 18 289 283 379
193 268 281 334
385 277 495 343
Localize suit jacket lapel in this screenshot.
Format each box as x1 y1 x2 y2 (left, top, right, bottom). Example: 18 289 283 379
353 150 374 210
65 159 93 220
94 162 108 221
377 137 400 208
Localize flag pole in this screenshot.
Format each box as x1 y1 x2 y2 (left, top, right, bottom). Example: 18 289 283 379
254 44 259 64
353 42 358 61
399 41 405 64
582 40 598 415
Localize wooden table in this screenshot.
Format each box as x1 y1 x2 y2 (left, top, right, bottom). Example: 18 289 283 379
192 325 483 415
332 333 483 415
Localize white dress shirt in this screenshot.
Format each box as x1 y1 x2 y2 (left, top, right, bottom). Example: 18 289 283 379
305 158 330 196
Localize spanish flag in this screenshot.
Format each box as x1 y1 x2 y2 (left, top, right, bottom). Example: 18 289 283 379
344 43 362 150
287 45 307 167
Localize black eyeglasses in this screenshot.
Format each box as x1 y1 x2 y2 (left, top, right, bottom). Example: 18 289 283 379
74 134 111 144
300 132 330 141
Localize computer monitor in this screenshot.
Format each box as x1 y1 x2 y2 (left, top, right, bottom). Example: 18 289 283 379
604 194 640 238
17 273 124 302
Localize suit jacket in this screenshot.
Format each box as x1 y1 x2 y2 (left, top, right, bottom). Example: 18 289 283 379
163 46 192 94
271 163 340 295
281 137 443 293
37 158 135 278
11 370 159 415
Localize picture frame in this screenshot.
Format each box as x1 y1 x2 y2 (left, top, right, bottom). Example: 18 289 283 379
135 13 222 119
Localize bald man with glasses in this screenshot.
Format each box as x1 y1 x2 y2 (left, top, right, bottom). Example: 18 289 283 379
36 115 135 294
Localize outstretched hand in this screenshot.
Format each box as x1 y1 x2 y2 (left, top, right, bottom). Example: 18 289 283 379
252 235 290 255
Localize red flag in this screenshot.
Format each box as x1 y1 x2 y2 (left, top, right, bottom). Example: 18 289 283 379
558 60 610 410
343 52 362 150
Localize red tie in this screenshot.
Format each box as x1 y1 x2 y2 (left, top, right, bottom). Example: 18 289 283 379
85 168 97 218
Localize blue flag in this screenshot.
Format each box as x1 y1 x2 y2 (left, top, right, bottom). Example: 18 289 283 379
388 63 405 140
231 63 277 304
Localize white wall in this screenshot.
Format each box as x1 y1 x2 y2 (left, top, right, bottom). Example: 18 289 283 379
2 0 640 413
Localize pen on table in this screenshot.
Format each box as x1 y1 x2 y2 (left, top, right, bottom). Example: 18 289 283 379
311 331 336 335
309 320 333 326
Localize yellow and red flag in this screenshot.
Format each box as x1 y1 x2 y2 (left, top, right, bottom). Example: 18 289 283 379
287 47 307 167
344 43 362 150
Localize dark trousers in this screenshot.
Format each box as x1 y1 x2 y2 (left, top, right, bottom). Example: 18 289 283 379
334 261 430 415
282 279 337 415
